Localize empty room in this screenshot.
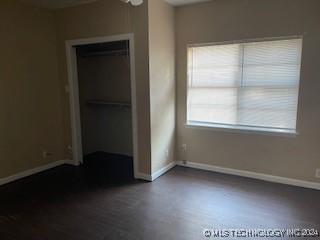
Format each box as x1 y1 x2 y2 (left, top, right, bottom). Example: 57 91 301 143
0 0 320 239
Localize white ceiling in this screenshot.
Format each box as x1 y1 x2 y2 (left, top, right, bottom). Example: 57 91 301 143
19 0 212 9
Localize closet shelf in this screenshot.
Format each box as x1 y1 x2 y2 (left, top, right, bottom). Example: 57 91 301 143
86 100 131 108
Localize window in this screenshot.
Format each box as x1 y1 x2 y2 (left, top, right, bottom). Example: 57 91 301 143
187 37 303 134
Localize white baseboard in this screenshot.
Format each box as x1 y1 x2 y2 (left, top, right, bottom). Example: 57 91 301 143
4 159 317 191
176 161 320 191
0 159 176 186
135 161 176 182
135 172 152 181
64 159 81 166
0 160 70 186
151 161 176 181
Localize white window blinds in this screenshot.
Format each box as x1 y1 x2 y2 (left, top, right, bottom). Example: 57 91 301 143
187 38 302 131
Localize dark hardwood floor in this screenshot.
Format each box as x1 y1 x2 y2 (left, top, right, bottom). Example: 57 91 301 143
0 158 320 240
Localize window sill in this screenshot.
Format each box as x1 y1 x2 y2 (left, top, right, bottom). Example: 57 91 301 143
185 121 298 138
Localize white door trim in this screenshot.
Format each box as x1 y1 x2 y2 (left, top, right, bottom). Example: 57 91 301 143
65 33 139 178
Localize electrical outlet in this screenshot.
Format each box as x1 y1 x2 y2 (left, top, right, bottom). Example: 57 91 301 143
165 149 169 158
65 85 70 93
181 144 187 165
182 144 187 153
67 145 73 154
316 169 320 178
42 151 53 159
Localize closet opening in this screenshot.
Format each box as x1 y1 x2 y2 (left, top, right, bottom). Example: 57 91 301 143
66 34 138 181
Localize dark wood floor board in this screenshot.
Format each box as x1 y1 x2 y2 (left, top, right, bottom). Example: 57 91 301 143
0 159 320 240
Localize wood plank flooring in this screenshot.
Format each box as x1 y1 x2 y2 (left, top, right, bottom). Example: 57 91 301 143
0 161 319 240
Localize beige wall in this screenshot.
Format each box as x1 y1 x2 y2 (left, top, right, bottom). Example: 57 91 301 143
2 0 319 183
176 0 320 182
148 0 176 173
0 0 63 178
54 0 152 174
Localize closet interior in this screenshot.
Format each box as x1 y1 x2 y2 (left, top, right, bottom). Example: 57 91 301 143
76 40 134 180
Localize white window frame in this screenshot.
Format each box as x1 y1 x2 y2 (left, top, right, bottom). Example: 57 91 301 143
185 36 303 137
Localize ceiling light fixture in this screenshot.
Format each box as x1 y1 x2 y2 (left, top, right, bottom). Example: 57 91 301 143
121 0 143 6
